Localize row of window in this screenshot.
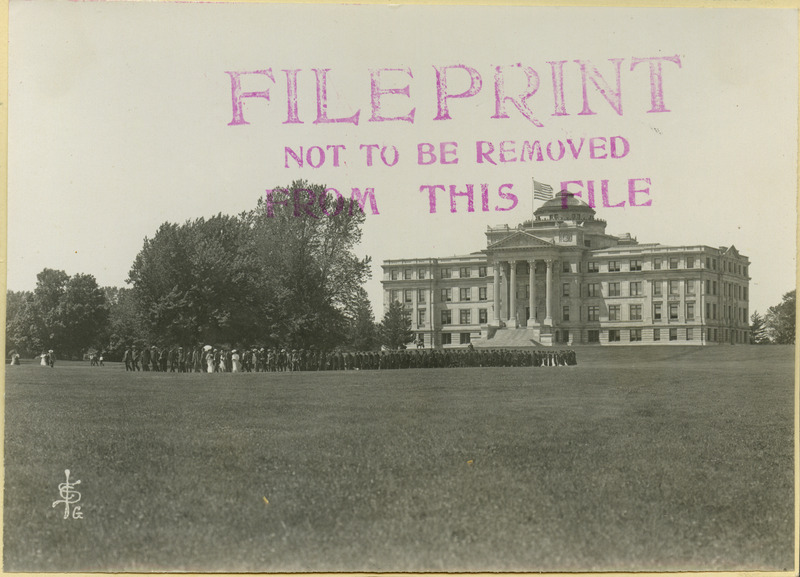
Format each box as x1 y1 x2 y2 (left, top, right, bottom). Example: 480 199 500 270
579 280 695 298
389 256 749 281
428 308 487 326
389 266 488 281
603 328 691 342
391 287 490 304
579 302 694 322
439 332 473 345
394 279 748 306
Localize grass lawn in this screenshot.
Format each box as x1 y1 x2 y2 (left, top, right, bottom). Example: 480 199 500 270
3 345 794 572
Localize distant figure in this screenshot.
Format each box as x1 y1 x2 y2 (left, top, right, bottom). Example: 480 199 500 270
40 351 48 367
10 352 20 365
98 352 105 366
231 350 241 373
47 350 55 368
206 350 215 373
123 347 133 371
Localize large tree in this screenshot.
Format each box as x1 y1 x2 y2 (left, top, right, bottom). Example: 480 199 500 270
342 287 378 351
749 311 769 344
765 289 796 344
7 269 109 358
126 182 371 349
379 300 413 350
6 290 38 356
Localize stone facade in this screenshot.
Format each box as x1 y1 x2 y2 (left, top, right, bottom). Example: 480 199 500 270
382 192 750 348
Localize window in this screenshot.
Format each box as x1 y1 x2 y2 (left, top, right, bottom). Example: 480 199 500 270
713 281 718 295
460 309 471 324
391 289 400 302
563 306 570 321
588 261 599 273
608 305 620 321
609 329 621 342
404 289 413 303
404 269 412 280
441 333 452 345
562 283 570 297
669 280 679 295
669 328 678 341
686 328 694 341
391 270 399 280
460 333 471 345
608 282 620 297
588 330 600 343
588 306 600 321
686 256 695 269
418 268 426 280
459 287 471 302
561 329 570 343
479 287 487 301
418 289 426 303
669 257 679 269
418 309 426 326
562 261 571 273
608 260 620 272
705 302 711 319
584 240 592 248
743 287 748 300
441 310 452 325
712 258 717 270
629 304 642 321
686 303 695 321
630 259 642 271
478 309 488 324
630 281 642 296
685 280 695 295
478 266 487 278
630 329 642 342
652 281 662 297
459 267 470 278
705 279 711 294
706 257 711 269
441 288 452 302
588 283 601 297
441 268 451 279
669 303 679 320
653 328 661 342
654 258 662 270
653 303 662 321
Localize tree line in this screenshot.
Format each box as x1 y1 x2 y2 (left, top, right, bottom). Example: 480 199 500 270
6 182 414 360
750 289 796 344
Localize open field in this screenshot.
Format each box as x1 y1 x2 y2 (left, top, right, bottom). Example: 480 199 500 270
3 346 794 572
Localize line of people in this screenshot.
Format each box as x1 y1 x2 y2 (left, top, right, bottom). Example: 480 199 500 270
122 345 578 372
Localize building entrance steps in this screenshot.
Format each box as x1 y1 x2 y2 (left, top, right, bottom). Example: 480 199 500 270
472 327 542 348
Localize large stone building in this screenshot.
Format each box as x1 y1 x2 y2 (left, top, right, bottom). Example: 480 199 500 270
382 192 750 347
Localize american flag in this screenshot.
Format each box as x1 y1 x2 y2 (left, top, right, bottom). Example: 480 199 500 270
533 179 554 201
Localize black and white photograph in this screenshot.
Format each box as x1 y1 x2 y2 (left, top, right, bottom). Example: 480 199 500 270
3 2 797 572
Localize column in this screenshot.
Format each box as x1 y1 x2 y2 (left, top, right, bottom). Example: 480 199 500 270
544 258 554 325
492 263 501 324
527 260 536 326
509 260 517 326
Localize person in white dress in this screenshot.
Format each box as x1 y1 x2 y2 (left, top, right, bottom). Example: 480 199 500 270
231 350 242 373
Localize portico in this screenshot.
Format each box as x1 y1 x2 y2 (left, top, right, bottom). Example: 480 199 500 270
491 257 558 329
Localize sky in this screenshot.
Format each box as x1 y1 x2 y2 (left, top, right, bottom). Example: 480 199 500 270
7 2 798 318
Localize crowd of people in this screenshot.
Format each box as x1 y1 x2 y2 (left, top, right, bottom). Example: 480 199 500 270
119 344 578 372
